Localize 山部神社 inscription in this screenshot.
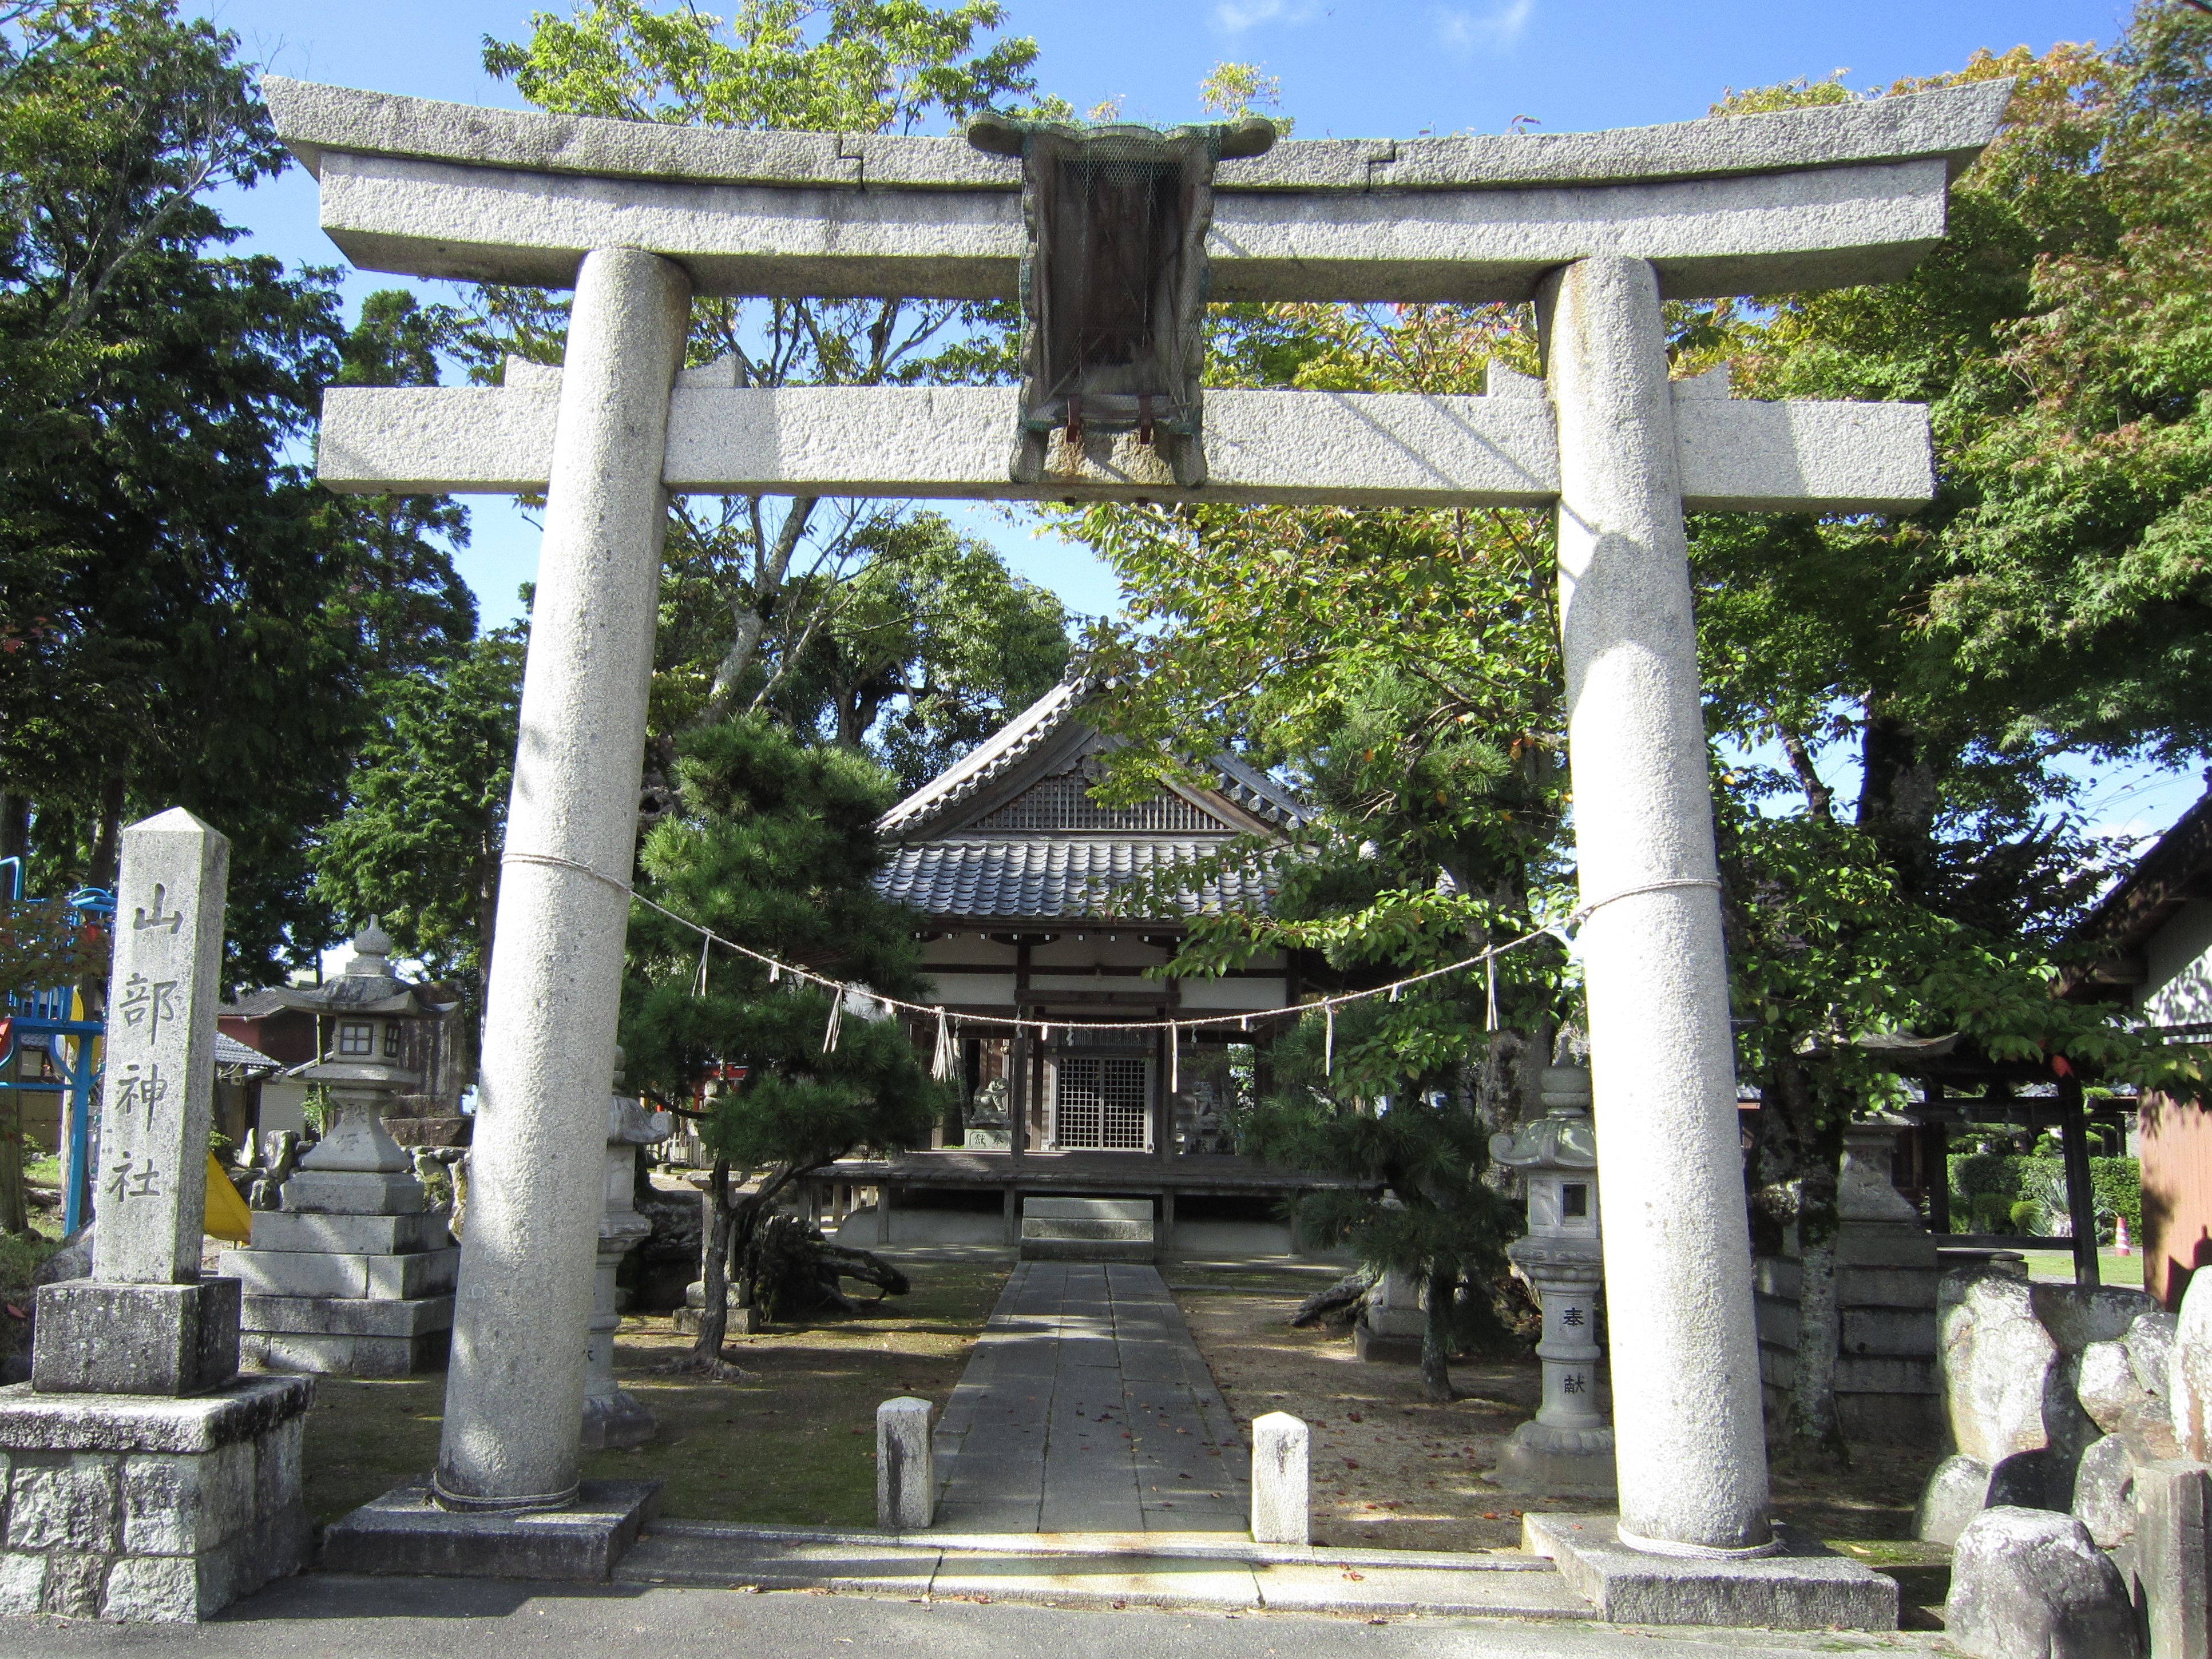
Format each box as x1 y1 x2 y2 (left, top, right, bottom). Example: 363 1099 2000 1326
89 810 229 1286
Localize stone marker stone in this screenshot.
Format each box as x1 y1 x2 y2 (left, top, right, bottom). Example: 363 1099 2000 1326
876 1397 933 1532
1939 1267 2060 1466
2173 1273 2212 1463
1250 1412 1309 1546
33 810 237 1398
2130 1460 2211 1659
2082 1325 2181 1459
1917 1453 1995 1547
2073 1431 2155 1549
1945 1505 2142 1659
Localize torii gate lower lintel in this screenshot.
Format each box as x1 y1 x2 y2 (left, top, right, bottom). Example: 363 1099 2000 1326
273 79 2007 1562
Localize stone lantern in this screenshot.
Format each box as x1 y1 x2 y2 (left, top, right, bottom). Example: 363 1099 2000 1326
582 1051 672 1450
1488 1062 1616 1498
220 919 461 1374
286 919 428 1212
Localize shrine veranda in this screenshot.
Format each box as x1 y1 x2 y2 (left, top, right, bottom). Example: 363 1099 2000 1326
263 74 2004 1570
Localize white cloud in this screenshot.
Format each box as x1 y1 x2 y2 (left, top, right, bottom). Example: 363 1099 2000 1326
1212 0 1321 34
1433 0 1534 54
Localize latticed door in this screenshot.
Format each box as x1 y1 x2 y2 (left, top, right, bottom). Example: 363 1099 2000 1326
1051 1054 1151 1150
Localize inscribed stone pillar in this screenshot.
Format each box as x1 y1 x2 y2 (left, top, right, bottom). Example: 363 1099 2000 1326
94 810 229 1284
34 808 239 1396
434 247 691 1511
1545 253 1771 1554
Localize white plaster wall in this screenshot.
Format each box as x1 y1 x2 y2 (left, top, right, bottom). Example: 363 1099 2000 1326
2144 898 2212 1029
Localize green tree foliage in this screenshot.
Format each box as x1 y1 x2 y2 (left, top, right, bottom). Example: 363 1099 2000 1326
471 2 1052 781
314 626 525 1023
620 714 948 1354
758 511 1068 785
0 4 473 980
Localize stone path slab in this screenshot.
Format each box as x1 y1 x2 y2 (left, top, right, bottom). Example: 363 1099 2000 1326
932 1261 1248 1534
618 1523 1592 1618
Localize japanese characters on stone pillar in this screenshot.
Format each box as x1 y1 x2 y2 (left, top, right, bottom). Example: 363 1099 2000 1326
97 809 228 1284
34 808 242 1398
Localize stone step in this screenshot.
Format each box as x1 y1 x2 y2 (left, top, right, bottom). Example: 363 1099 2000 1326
241 1293 455 1337
246 1209 450 1256
218 1244 459 1301
1018 1198 1155 1263
244 1329 450 1378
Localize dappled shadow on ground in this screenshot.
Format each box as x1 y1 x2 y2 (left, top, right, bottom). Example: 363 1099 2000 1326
298 1259 1010 1529
1172 1277 1549 1553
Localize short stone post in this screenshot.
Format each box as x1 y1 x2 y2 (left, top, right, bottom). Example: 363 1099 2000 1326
35 809 234 1394
1250 1411 1309 1545
582 1071 672 1450
1546 253 1771 1555
877 1396 934 1531
2133 1460 2210 1659
7 809 315 1623
434 245 692 1513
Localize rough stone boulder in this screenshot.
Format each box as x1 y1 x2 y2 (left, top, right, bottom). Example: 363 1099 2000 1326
1918 1449 2051 1546
2171 1272 2212 1460
2029 1282 2160 1356
2070 1431 2155 1549
2078 1312 2181 1459
1944 1506 2143 1659
1940 1268 2061 1464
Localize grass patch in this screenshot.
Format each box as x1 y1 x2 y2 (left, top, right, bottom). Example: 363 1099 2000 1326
301 1256 1009 1527
2017 1249 2143 1288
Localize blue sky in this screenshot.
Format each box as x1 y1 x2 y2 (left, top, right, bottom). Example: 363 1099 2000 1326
187 0 2205 843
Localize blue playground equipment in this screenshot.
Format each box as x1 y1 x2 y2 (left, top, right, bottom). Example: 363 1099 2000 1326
0 856 112 1234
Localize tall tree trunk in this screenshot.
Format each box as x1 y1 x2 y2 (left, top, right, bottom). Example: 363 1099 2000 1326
693 1156 735 1359
1421 1260 1457 1401
0 1089 26 1236
1856 712 1938 895
1770 1059 1850 1468
0 791 29 875
84 774 126 895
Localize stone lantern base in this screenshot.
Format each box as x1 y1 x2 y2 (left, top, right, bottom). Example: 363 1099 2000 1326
1490 1420 1618 1499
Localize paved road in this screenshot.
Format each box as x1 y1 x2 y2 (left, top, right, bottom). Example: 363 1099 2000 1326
0 1573 1948 1658
933 1261 1247 1533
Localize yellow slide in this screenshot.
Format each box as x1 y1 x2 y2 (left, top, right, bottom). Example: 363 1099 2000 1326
203 1152 255 1243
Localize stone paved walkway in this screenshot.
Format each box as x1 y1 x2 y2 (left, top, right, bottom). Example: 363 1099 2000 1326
931 1261 1249 1533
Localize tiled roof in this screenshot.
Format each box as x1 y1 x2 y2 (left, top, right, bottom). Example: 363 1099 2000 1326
875 838 1273 920
877 675 1089 837
215 1033 282 1071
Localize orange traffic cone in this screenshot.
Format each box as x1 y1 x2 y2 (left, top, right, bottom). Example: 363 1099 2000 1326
2115 1215 2132 1257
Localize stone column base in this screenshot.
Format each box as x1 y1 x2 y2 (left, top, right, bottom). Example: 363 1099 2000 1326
319 1478 661 1579
0 1373 314 1622
1524 1512 1897 1629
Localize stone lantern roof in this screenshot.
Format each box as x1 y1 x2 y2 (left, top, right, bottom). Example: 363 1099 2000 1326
227 918 454 1022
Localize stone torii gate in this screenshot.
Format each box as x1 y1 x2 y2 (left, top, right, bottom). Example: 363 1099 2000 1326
267 77 2005 1563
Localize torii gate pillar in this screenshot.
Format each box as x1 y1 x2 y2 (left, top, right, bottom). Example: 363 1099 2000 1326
1547 254 1769 1554
433 248 692 1513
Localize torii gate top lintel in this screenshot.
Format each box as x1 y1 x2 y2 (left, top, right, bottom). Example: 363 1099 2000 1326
263 76 2009 304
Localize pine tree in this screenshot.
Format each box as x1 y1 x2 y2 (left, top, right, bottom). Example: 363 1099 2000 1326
620 715 946 1362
